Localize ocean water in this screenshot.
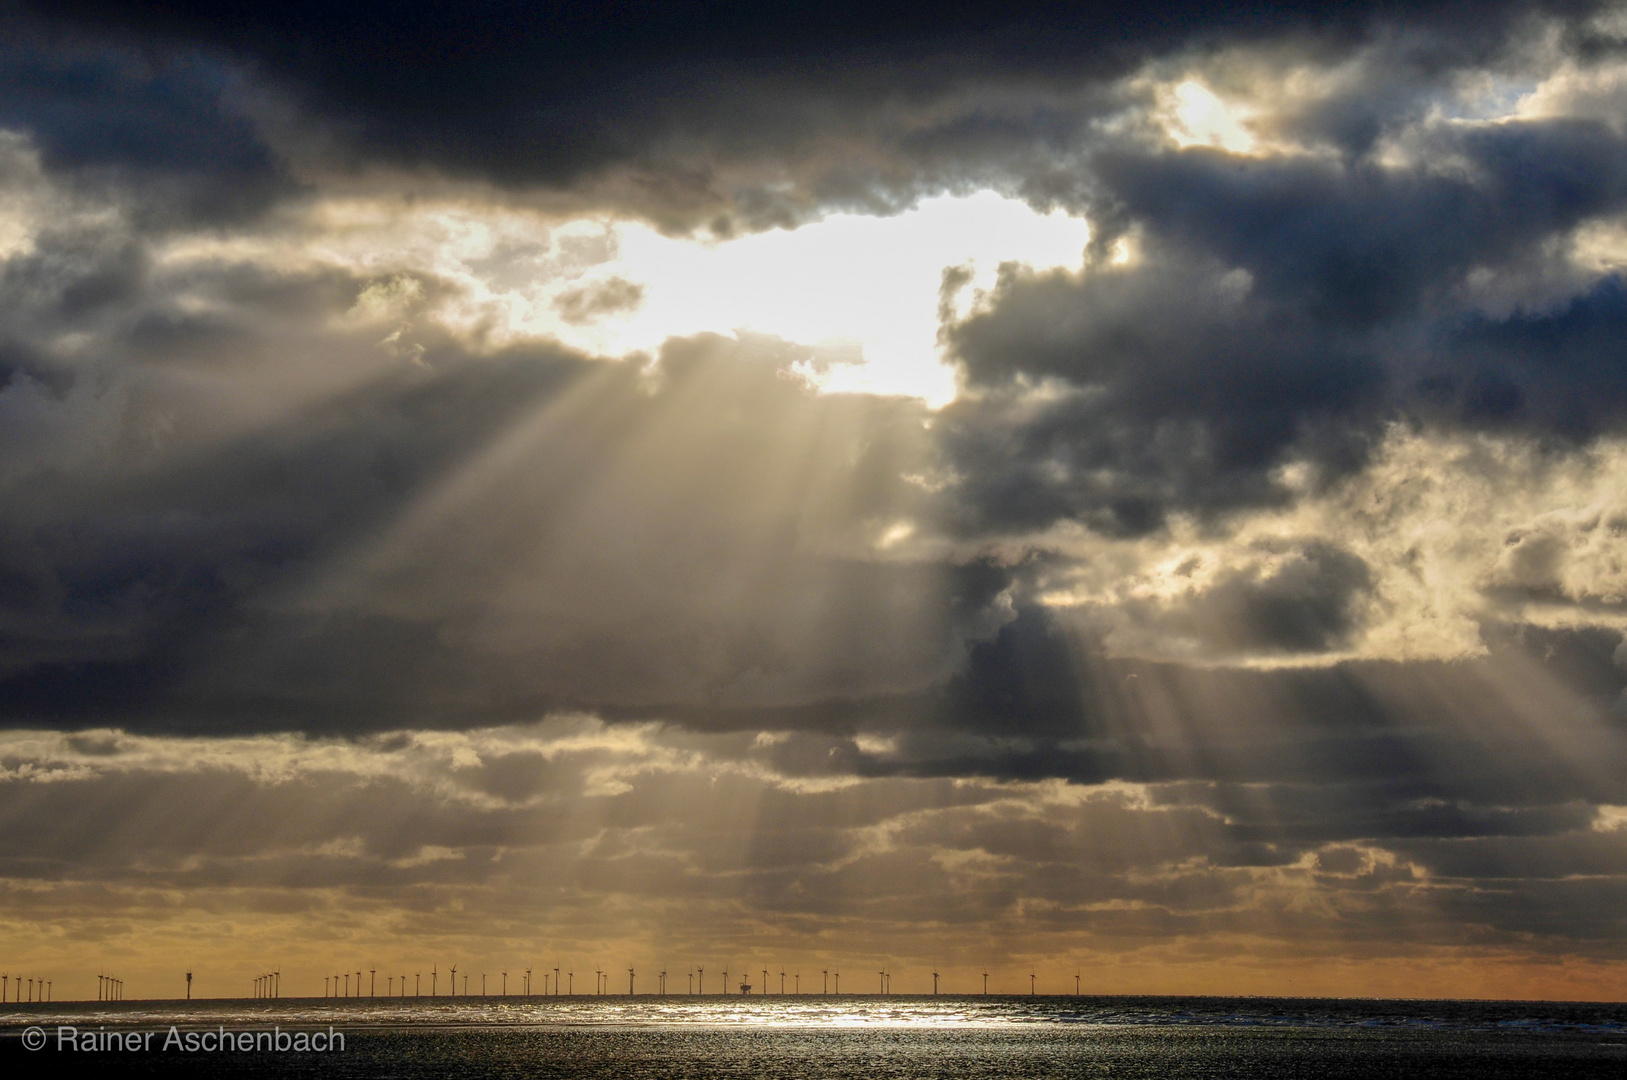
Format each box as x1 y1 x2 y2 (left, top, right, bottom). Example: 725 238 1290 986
3 995 1625 1077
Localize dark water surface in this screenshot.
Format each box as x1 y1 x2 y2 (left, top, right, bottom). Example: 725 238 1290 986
4 995 1625 1077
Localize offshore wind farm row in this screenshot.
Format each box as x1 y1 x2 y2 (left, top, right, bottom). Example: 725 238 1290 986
2 964 1095 1002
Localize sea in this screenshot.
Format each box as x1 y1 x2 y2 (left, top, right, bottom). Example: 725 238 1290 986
3 994 1625 1077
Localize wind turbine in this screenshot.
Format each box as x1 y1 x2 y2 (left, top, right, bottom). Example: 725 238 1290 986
834 971 839 995
982 971 988 995
432 966 437 996
933 971 939 995
275 971 280 999
1075 972 1080 996
780 970 785 995
449 965 456 997
186 970 193 1000
482 973 487 997
554 967 560 996
370 969 376 997
763 969 768 995
795 972 800 994
568 971 573 995
502 971 507 996
525 967 531 996
697 967 704 995
1029 973 1036 996
463 973 468 996
822 969 827 995
416 972 421 996
629 966 635 996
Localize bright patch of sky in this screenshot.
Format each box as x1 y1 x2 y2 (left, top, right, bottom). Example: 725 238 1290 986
547 191 1092 406
152 190 1089 406
1161 81 1257 153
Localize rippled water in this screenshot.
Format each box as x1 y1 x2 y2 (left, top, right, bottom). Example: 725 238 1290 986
4 995 1625 1077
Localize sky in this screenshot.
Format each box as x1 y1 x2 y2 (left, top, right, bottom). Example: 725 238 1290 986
3 0 1627 1002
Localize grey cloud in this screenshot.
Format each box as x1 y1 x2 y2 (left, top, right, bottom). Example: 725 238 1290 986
936 243 1385 536
1099 540 1376 658
553 276 645 324
939 109 1627 539
5 3 1594 236
0 29 292 229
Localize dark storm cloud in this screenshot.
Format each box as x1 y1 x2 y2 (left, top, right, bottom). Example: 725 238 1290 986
0 26 292 227
6 1 1593 231
940 110 1627 537
1428 277 1627 439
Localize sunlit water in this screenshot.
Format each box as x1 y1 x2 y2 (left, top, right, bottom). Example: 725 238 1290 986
4 995 1625 1077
